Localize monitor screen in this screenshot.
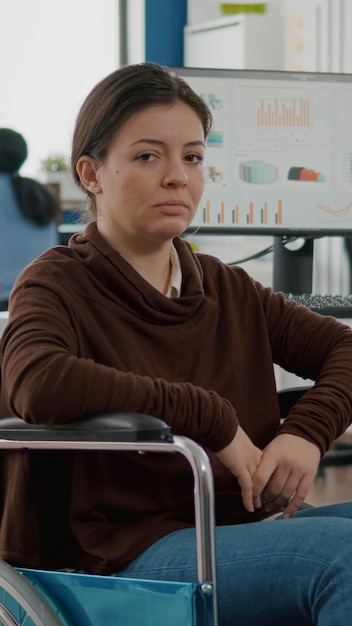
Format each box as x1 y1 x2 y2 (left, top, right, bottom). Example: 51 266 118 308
176 67 352 237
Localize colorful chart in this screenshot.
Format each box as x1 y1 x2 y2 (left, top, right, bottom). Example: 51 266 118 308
239 160 279 184
256 97 311 128
200 198 283 226
288 166 326 182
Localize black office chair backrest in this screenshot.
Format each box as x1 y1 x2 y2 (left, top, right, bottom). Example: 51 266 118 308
278 385 352 469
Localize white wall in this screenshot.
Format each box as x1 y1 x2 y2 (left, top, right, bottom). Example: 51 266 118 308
0 312 8 337
126 0 145 63
0 0 119 178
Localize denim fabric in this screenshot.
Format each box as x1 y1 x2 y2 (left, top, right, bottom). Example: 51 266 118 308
116 502 352 625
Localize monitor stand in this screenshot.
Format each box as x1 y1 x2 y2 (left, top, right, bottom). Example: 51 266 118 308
272 237 314 294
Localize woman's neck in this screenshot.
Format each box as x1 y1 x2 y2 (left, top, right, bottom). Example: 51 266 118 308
129 247 172 294
97 221 174 294
117 238 173 294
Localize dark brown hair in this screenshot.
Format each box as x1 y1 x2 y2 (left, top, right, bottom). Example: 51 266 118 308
0 128 60 226
71 63 213 212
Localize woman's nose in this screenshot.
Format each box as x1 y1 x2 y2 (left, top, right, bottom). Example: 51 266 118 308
162 160 188 187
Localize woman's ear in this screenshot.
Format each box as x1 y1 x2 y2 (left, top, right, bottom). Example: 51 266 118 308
76 156 101 194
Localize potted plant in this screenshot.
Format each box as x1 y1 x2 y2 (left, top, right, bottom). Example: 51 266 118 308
40 152 84 202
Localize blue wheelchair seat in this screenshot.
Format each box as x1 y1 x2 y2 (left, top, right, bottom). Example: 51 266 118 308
16 568 215 626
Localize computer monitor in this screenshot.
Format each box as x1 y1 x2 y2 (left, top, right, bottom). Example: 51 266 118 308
176 67 352 293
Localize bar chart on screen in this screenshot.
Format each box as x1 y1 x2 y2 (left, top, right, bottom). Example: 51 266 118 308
256 96 312 129
196 197 283 227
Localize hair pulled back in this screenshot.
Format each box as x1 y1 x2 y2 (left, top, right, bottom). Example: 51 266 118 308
71 63 213 210
0 128 60 227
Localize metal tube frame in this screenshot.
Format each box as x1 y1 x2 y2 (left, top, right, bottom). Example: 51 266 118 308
0 433 218 624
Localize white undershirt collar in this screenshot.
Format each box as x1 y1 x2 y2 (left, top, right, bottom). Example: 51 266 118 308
166 244 182 298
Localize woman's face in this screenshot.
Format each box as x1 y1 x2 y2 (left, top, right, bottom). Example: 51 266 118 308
79 102 206 251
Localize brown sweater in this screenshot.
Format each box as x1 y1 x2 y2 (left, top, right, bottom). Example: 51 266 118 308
1 221 352 574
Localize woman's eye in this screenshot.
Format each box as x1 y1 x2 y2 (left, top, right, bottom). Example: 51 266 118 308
137 152 156 162
185 154 204 164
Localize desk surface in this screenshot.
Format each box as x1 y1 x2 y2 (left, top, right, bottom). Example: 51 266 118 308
58 224 85 246
58 224 85 233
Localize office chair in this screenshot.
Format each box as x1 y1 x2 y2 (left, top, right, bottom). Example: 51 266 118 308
278 386 352 470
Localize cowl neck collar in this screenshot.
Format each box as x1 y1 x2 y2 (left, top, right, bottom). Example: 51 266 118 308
69 222 205 323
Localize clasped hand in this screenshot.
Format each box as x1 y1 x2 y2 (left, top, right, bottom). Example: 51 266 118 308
215 426 321 518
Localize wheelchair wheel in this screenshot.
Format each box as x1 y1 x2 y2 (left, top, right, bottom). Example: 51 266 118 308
0 560 63 626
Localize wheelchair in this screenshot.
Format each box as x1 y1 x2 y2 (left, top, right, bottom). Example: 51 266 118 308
0 379 351 625
0 413 218 626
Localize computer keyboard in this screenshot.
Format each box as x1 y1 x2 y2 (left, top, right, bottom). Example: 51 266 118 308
284 293 352 318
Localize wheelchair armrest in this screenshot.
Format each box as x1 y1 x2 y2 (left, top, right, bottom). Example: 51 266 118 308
0 413 172 443
0 413 217 590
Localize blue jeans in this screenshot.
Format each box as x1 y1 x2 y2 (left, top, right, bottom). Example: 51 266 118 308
116 502 352 625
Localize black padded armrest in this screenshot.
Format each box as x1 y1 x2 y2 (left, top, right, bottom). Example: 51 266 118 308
0 413 172 443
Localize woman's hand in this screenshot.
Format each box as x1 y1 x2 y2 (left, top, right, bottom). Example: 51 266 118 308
252 434 321 517
215 425 263 512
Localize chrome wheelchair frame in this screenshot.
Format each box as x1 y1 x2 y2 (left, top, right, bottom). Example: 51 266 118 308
0 413 218 626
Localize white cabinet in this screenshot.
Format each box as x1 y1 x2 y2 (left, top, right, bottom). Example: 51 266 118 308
184 7 284 70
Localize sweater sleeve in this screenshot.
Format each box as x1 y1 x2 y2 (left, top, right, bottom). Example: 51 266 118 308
258 284 352 454
0 284 237 453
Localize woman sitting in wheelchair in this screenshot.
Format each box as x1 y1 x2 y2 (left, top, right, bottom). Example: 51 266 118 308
1 62 352 626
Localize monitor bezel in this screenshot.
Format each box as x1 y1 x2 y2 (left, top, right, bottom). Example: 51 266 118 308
175 66 352 238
